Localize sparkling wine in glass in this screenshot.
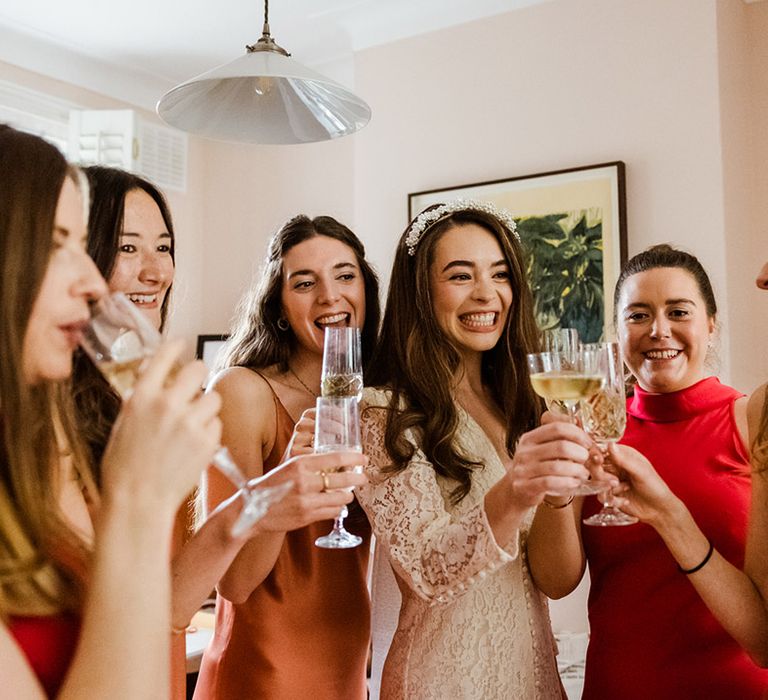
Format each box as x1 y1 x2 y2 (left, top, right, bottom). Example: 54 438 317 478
528 349 607 496
79 292 291 537
321 327 363 400
581 342 637 527
541 327 580 415
313 396 364 549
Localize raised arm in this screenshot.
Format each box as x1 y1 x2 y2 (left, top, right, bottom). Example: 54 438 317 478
358 400 591 603
609 437 768 667
203 368 364 604
1 341 223 699
745 383 768 623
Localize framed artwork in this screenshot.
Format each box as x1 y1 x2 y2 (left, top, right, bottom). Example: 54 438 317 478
408 162 627 342
196 334 229 371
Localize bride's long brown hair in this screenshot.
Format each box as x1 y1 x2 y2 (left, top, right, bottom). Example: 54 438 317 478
0 126 93 617
366 205 541 504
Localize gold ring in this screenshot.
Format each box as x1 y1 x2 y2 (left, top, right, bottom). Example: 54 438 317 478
319 471 331 492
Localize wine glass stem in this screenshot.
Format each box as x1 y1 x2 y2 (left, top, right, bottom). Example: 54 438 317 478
333 506 348 532
212 447 246 491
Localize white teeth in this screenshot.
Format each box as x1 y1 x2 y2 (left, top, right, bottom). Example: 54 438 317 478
461 312 496 327
128 293 157 304
316 313 348 326
645 349 680 360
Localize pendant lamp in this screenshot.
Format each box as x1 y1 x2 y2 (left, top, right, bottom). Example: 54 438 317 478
156 0 371 144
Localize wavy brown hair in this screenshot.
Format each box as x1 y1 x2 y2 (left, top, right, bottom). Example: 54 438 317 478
72 167 176 476
754 394 768 472
220 214 380 372
366 205 542 504
0 125 92 617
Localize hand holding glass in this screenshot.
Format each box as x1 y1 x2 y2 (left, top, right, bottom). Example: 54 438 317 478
79 292 291 537
528 348 607 496
313 396 364 549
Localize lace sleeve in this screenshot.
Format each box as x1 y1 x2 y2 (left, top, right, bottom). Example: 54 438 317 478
359 393 519 604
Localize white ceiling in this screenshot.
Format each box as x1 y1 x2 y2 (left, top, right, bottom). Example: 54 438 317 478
0 0 550 110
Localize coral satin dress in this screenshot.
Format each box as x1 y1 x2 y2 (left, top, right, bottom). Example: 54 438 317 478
193 382 371 699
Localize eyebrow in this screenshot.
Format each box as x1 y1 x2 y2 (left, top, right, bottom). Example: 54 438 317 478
120 232 172 238
442 259 507 273
625 298 697 310
287 261 357 280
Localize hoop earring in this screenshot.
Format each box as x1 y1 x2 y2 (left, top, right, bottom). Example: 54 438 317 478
277 317 290 331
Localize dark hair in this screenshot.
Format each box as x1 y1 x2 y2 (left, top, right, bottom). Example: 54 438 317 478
83 166 176 327
0 125 90 614
366 204 541 504
613 244 718 322
221 214 380 372
73 167 176 474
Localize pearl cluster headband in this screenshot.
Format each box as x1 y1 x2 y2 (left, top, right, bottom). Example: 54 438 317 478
405 198 520 256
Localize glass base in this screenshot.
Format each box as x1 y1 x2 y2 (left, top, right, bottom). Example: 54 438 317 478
583 507 638 527
315 528 363 549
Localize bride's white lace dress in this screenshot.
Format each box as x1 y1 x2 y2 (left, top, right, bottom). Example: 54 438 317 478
358 388 562 700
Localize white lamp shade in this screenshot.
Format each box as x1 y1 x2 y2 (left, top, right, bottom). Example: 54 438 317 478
156 50 371 145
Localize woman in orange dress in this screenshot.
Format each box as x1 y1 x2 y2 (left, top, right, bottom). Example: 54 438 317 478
193 214 380 699
74 169 367 698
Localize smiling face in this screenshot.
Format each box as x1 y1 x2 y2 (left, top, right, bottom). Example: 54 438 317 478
617 267 716 394
108 188 174 331
428 223 512 362
22 177 107 384
280 235 366 356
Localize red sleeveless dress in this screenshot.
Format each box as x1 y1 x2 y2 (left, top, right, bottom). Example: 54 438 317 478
9 614 80 698
581 377 768 698
193 383 371 699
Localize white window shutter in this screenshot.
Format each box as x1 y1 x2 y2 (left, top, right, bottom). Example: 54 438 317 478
69 109 187 193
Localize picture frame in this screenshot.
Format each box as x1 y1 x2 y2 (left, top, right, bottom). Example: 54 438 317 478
196 334 229 372
408 162 627 342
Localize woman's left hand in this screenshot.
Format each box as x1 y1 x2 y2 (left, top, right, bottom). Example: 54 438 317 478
603 443 684 526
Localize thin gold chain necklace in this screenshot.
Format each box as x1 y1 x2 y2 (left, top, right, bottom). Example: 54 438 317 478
289 366 319 398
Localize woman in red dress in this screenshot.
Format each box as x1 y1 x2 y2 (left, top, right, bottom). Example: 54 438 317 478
539 245 768 698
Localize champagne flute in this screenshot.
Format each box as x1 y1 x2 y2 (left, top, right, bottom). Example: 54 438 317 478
321 327 363 400
527 348 606 496
79 292 291 537
313 396 364 549
581 342 637 527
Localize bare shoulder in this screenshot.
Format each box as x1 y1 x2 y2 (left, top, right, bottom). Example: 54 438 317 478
206 367 277 461
208 366 274 405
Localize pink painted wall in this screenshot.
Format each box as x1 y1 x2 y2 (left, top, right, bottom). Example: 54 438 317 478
196 136 356 334
354 0 732 373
